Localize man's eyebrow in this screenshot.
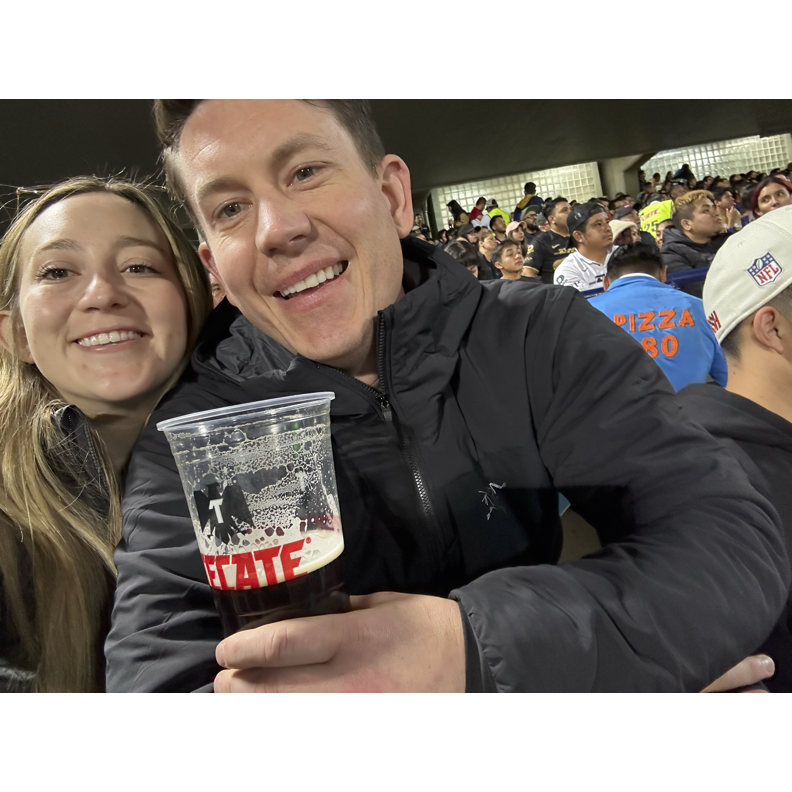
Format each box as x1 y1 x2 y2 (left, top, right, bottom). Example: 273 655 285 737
194 133 335 208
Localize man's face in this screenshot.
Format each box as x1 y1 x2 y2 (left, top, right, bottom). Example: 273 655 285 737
715 191 735 210
491 216 506 234
549 201 571 234
479 233 498 252
578 212 613 250
686 198 722 239
496 244 523 274
523 211 538 231
175 100 411 373
670 184 688 200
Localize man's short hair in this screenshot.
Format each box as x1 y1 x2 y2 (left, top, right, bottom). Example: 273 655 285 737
606 242 663 281
673 189 714 226
153 100 386 207
711 186 733 203
720 284 792 361
476 196 486 207
524 182 536 193
444 239 480 270
490 214 506 229
544 197 568 219
491 239 518 267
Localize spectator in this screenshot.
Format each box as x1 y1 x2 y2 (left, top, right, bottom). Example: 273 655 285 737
610 219 641 246
506 221 528 256
437 228 449 244
447 200 470 228
491 239 534 281
655 218 675 250
444 239 480 279
106 99 789 695
522 197 574 284
589 243 727 391
514 181 543 221
712 186 742 233
486 198 510 228
639 194 674 240
679 206 792 692
413 212 430 237
661 190 728 297
522 207 541 237
208 271 226 306
458 223 480 246
554 202 613 292
702 176 715 190
673 163 696 183
490 214 508 243
669 182 689 201
476 229 500 280
614 205 658 248
469 197 487 224
0 176 212 692
751 175 792 218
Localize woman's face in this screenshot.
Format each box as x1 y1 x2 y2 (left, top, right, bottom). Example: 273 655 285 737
511 228 525 242
756 182 792 216
6 192 188 417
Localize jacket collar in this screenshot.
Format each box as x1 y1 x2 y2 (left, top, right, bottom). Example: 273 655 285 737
607 274 668 293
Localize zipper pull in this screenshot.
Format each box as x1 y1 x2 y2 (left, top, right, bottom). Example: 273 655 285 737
379 395 393 423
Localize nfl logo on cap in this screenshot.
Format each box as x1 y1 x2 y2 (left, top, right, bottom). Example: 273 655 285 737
747 252 783 287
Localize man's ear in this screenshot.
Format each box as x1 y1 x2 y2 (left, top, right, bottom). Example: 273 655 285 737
659 265 668 284
199 243 239 308
752 306 786 355
0 311 33 363
378 155 413 238
602 275 610 291
680 217 692 232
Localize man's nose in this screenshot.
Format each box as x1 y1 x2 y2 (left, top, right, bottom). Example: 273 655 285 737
78 270 130 311
254 198 312 256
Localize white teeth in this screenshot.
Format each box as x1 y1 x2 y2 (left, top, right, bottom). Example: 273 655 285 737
279 263 346 298
78 330 142 347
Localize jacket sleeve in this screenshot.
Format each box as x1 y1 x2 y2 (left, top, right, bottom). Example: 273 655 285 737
104 398 224 692
709 340 729 387
451 290 789 691
661 244 695 274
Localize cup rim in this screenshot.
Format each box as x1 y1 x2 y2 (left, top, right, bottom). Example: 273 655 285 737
156 392 336 434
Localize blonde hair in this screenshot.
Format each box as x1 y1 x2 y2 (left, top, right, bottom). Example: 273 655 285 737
0 176 212 691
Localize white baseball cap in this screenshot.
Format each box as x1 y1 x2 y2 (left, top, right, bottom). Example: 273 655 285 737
703 205 792 344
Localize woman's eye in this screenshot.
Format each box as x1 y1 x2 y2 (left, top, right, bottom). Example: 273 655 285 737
294 166 316 183
125 262 157 274
38 266 71 281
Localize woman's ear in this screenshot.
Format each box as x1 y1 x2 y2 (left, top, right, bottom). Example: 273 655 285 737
0 311 33 363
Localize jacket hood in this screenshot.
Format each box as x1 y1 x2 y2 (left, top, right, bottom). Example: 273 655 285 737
662 225 719 254
679 383 792 453
190 235 484 389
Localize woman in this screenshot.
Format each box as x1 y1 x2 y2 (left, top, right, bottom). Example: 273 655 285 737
506 221 528 257
446 199 469 229
0 176 212 692
751 175 792 218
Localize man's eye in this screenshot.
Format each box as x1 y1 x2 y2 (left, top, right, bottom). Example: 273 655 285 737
220 203 243 219
294 166 316 183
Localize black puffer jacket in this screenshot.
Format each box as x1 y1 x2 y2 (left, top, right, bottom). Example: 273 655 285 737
660 227 728 296
678 384 792 692
105 237 788 693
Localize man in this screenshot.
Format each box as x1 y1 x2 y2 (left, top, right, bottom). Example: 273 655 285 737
589 243 727 391
444 239 480 279
678 206 792 691
514 181 543 221
105 99 788 694
522 197 575 284
661 189 728 297
486 198 510 228
711 186 742 233
490 214 508 244
669 181 689 201
522 207 540 238
476 227 500 280
553 201 613 293
469 197 486 224
614 205 657 248
491 239 535 281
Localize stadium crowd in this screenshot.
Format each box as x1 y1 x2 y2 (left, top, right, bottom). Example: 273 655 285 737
1 100 792 694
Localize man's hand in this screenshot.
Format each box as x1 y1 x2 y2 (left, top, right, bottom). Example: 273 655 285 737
701 655 774 692
214 592 466 693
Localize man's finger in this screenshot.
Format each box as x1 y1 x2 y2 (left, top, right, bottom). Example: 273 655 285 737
701 655 774 692
216 612 348 670
215 662 347 693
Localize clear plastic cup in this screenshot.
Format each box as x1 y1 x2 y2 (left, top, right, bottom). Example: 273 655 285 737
157 392 348 634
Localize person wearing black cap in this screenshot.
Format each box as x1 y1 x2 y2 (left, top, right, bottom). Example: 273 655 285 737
614 205 658 249
522 197 575 284
553 202 613 292
457 223 479 246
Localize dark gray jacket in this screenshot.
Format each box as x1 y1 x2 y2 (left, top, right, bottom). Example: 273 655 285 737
660 227 728 296
105 237 789 692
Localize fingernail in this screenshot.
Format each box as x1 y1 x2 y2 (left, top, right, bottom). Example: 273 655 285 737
216 642 226 668
760 655 775 674
214 671 227 693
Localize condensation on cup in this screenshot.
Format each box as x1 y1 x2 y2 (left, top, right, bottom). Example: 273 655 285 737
158 392 349 635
